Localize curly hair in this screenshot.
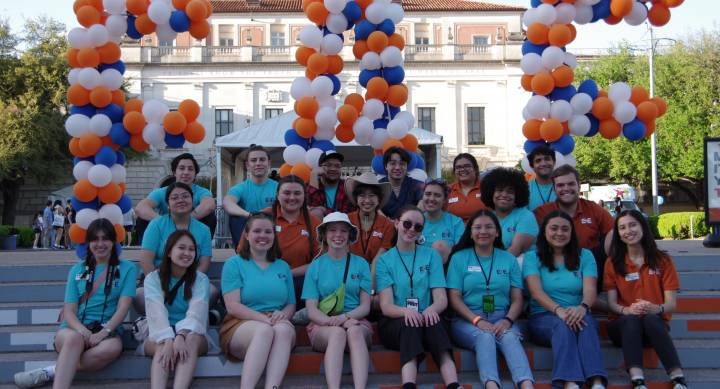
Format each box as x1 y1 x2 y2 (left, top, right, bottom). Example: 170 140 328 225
479 167 529 209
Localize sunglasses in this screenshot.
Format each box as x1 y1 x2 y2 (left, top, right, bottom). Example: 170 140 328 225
401 220 424 233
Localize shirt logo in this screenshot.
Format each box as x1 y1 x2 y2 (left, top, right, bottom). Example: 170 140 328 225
301 229 309 236
580 218 593 225
351 273 362 280
496 269 509 276
419 264 430 272
371 231 384 238
648 269 662 276
275 225 282 232
573 271 581 278
507 226 516 233
448 197 459 203
277 273 287 280
265 197 274 204
442 231 452 239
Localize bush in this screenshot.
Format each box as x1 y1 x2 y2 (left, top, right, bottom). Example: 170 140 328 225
0 225 9 237
16 227 34 248
651 212 708 239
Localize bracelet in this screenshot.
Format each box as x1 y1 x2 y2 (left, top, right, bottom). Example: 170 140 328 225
177 332 187 340
472 316 483 326
581 302 590 311
659 304 665 314
503 316 515 325
553 305 562 315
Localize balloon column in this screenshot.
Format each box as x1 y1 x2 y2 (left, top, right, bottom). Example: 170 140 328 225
65 0 211 256
282 0 427 183
519 0 683 171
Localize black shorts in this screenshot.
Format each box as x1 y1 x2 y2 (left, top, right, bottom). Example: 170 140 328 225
378 316 453 366
124 225 134 233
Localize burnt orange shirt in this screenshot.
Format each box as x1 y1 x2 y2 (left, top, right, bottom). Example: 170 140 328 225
534 198 614 249
447 181 485 223
603 255 680 321
348 211 394 262
263 207 321 269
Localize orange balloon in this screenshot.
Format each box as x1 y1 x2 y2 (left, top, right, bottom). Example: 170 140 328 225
69 137 90 158
73 0 92 13
135 14 156 35
100 135 117 149
279 163 293 177
307 53 329 74
305 68 317 80
650 97 668 117
610 0 633 17
599 119 622 139
178 99 201 122
567 23 577 42
326 55 344 74
76 48 100 68
130 134 150 151
629 86 650 106
69 224 87 245
124 98 144 114
552 65 574 88
388 33 405 50
523 119 543 141
189 20 210 40
400 134 418 151
290 163 312 183
111 90 125 107
201 0 213 16
295 118 318 138
67 84 90 106
353 40 369 60
89 87 112 108
648 4 671 26
356 0 372 8
373 148 384 155
302 0 321 11
520 74 534 92
636 101 659 123
337 104 359 126
665 0 683 7
74 179 98 202
163 111 188 135
295 96 319 118
185 0 208 21
305 2 329 25
531 71 555 96
344 93 365 112
123 111 146 134
644 120 656 136
597 89 608 98
591 97 614 120
527 23 549 45
67 48 81 68
126 0 149 15
76 5 101 28
98 43 121 64
113 224 125 243
295 46 316 66
335 125 355 143
79 133 102 155
172 0 191 10
184 121 205 143
605 14 623 25
98 182 123 204
386 84 408 107
548 24 572 47
383 139 404 152
367 31 389 53
540 119 563 142
365 77 389 100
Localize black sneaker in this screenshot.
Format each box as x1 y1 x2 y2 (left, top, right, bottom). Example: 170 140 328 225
671 376 688 389
209 309 221 326
631 378 647 389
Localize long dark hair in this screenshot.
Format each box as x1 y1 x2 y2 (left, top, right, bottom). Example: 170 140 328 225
237 212 281 261
449 209 504 260
610 210 667 276
453 153 479 183
536 210 580 272
390 205 424 246
159 230 198 305
272 175 315 257
84 218 120 271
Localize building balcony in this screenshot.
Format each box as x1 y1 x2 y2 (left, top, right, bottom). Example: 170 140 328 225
120 43 522 65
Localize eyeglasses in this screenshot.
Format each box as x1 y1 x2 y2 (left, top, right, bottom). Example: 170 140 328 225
454 164 474 171
401 220 424 233
169 193 192 201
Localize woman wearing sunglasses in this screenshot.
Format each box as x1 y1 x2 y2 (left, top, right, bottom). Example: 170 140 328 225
420 179 465 264
375 206 460 389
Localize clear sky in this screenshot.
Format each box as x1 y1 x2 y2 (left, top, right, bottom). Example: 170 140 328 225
3 0 717 50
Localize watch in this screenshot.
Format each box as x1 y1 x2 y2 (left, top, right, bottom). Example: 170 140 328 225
102 327 113 335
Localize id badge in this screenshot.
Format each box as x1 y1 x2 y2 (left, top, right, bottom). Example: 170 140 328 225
482 295 495 314
625 272 640 282
405 298 419 312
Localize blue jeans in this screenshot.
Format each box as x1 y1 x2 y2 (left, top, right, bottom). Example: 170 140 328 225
528 312 607 388
451 310 534 386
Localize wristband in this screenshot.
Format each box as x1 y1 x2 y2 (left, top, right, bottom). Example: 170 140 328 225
102 327 113 335
581 302 590 311
553 305 562 315
659 304 665 314
177 332 187 340
503 316 514 325
472 316 483 326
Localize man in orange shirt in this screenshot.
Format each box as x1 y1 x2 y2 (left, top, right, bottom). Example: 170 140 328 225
446 153 485 222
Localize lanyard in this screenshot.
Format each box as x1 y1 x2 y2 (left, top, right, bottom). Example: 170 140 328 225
534 180 554 205
396 247 417 297
359 215 377 257
473 248 495 292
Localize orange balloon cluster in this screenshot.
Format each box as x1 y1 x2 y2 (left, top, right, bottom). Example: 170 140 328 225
126 0 213 39
527 22 576 47
608 0 682 27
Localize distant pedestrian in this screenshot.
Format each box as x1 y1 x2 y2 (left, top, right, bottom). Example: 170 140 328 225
65 200 76 249
32 212 44 249
42 201 53 249
52 206 66 249
123 208 136 247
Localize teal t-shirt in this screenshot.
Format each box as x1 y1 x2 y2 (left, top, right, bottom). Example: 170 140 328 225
227 179 278 213
528 179 557 211
421 212 465 248
324 185 338 209
142 215 212 266
221 255 295 313
497 207 538 252
62 259 138 327
166 272 210 326
446 248 522 313
302 253 372 313
148 183 212 215
522 249 597 315
375 245 446 312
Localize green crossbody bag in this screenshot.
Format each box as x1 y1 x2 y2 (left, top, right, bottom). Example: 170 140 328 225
318 253 351 316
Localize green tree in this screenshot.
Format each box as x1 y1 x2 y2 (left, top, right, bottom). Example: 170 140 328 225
573 30 720 207
0 17 70 225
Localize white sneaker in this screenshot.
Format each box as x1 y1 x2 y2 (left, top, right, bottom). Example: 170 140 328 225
14 367 51 388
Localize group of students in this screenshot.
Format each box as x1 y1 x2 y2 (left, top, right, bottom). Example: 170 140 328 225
14 146 688 389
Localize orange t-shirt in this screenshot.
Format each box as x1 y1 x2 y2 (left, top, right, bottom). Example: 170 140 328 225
348 211 394 263
603 254 680 321
534 198 614 249
447 181 485 223
263 207 321 269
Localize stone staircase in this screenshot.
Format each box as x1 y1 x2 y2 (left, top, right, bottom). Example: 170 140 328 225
0 247 719 388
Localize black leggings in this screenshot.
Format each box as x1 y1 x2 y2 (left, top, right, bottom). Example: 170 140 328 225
606 314 682 372
378 316 453 366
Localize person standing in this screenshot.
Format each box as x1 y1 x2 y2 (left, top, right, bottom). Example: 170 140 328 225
447 153 485 222
526 145 557 211
379 147 423 219
52 206 66 249
42 201 53 249
308 151 355 220
65 200 76 249
123 208 136 247
32 212 44 249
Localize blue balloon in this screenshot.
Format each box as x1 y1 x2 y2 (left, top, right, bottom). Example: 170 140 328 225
95 146 118 167
73 156 94 165
524 140 547 154
312 140 335 152
371 154 386 175
414 154 426 170
323 73 341 95
117 194 132 214
97 104 123 123
578 79 599 99
342 1 362 23
385 105 401 117
522 41 548 56
71 197 98 212
110 123 130 147
591 0 611 22
354 20 376 40
98 61 125 75
623 119 647 141
549 85 577 102
550 135 576 155
116 151 126 165
408 153 419 171
373 119 389 129
126 14 142 40
165 133 186 148
586 114 600 137
75 244 88 259
378 19 395 35
70 104 96 117
531 0 542 7
382 66 405 85
284 129 310 148
169 10 190 32
115 243 123 257
359 69 382 88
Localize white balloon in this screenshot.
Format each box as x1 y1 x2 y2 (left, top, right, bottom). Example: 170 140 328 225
103 0 126 15
554 152 566 169
73 161 94 181
408 168 427 182
613 101 637 124
370 128 389 150
326 13 349 35
88 164 112 187
305 148 324 168
76 209 99 229
290 77 312 99
361 99 384 120
550 100 573 122
100 69 123 90
555 3 577 24
99 204 123 225
78 68 101 89
608 82 632 103
564 52 578 69
625 1 648 26
388 3 404 24
315 106 337 129
520 157 535 175
299 25 323 50
574 4 594 24
88 24 109 47
522 8 538 28
324 0 346 14
394 111 415 128
526 95 551 119
569 114 591 136
283 144 307 165
360 52 382 70
314 125 336 140
387 118 409 139
520 53 543 75
155 22 177 42
65 114 91 137
522 107 531 121
541 46 565 70
142 123 166 147
68 68 81 85
148 1 172 25
68 28 92 49
321 34 343 55
365 3 385 24
352 117 374 144
310 76 334 97
570 93 593 114
142 100 170 124
105 14 128 37
317 95 337 108
380 46 403 67
110 164 126 183
89 114 112 137
535 3 558 25
563 153 577 167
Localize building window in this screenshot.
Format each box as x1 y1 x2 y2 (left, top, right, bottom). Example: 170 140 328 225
471 36 490 53
417 107 435 133
215 109 233 136
271 25 286 46
219 24 234 46
467 107 485 145
414 23 430 52
264 108 283 119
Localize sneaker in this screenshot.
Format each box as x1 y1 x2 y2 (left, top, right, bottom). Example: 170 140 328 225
209 309 221 326
291 308 310 326
631 378 647 389
14 367 51 388
671 376 688 389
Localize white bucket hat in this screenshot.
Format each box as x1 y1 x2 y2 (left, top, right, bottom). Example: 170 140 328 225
316 212 359 243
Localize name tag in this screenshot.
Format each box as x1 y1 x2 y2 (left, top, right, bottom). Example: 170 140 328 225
275 225 282 232
448 197 459 204
300 229 309 236
625 272 640 281
75 273 88 281
475 193 481 198
581 217 593 224
648 269 661 276
405 298 419 311
371 231 383 238
467 266 483 273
